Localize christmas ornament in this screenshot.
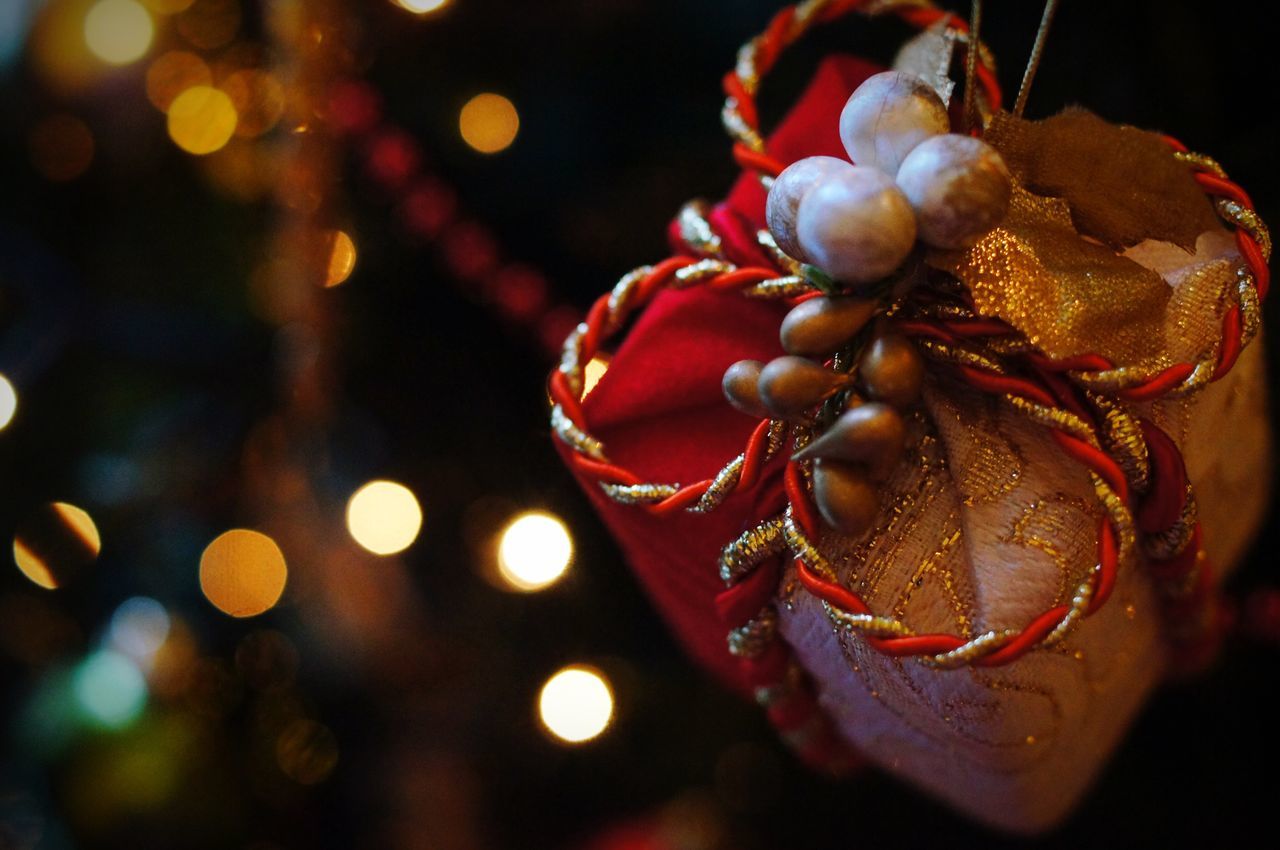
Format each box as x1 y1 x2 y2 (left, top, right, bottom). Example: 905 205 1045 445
549 0 1270 833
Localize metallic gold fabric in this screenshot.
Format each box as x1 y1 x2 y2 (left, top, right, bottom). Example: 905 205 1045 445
931 186 1172 364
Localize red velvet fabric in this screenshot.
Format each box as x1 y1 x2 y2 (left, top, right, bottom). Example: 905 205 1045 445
557 57 883 693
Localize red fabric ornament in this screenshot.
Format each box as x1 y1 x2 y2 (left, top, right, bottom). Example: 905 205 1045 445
554 56 882 694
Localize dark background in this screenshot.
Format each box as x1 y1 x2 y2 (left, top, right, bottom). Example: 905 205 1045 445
2 1 1278 848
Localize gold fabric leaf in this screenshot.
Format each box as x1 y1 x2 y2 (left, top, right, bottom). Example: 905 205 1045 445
984 108 1220 251
930 186 1171 365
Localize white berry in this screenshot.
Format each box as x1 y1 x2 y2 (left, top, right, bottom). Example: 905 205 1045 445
896 134 1012 250
795 165 917 286
766 156 853 261
839 71 950 176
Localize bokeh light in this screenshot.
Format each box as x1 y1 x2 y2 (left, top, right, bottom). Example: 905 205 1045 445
582 355 610 397
496 511 572 592
538 665 614 744
73 649 147 729
29 113 95 182
459 93 519 154
324 230 357 287
0 373 16 430
107 597 171 668
395 0 450 13
167 85 238 155
84 0 154 66
346 480 422 555
222 68 285 138
174 0 240 50
276 718 339 785
13 502 102 590
199 529 288 617
145 50 210 110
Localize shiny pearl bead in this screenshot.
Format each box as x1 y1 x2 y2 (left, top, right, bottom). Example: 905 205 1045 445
722 359 770 418
839 71 950 175
779 295 877 358
757 356 852 420
795 166 917 286
766 156 852 262
896 134 1012 249
813 459 880 536
792 402 907 479
858 333 925 408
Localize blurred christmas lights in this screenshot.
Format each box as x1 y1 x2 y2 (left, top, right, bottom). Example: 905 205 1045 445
459 93 519 154
167 84 238 155
29 114 95 182
107 597 171 670
582 355 610 397
0 373 16 430
222 69 286 138
391 0 453 14
12 502 102 590
73 649 148 730
199 529 288 617
84 0 154 66
145 50 211 110
275 718 339 784
394 0 451 15
538 665 614 744
496 511 573 592
173 0 240 51
346 480 423 555
324 230 358 287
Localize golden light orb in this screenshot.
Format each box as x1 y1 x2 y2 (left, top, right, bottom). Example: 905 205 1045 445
13 502 102 590
166 85 238 155
459 93 519 154
345 480 423 556
145 51 211 111
0 374 16 431
324 230 357 288
199 529 288 618
222 69 285 138
582 355 610 397
394 0 451 14
496 511 572 592
538 665 614 744
276 718 339 785
84 0 154 66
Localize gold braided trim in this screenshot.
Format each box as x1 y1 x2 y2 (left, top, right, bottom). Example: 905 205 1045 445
742 275 813 299
1089 391 1151 494
599 482 680 505
1143 485 1199 561
551 403 606 461
756 230 806 276
1174 150 1227 179
677 201 724 258
728 606 779 658
720 515 788 585
915 338 1009 374
1217 199 1271 261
